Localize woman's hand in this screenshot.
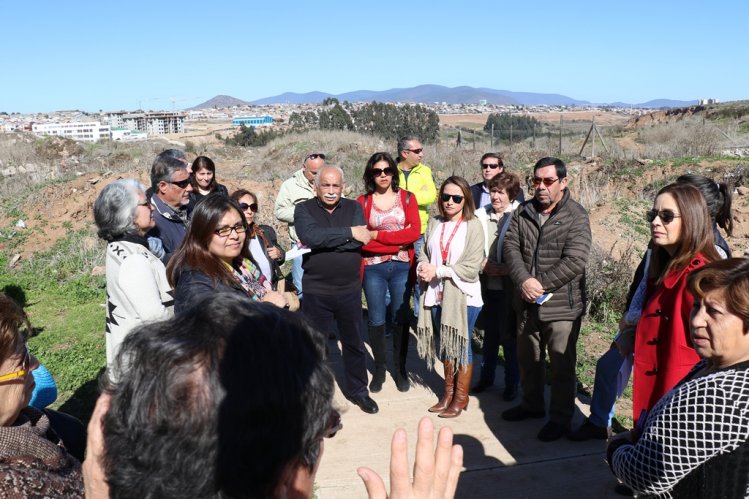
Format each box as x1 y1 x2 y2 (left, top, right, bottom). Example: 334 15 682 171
267 246 282 260
261 291 288 308
418 263 437 283
369 230 378 240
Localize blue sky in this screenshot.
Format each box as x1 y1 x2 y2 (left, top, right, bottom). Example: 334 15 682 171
2 0 745 113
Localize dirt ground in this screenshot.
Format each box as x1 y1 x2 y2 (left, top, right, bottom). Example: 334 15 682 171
439 111 631 128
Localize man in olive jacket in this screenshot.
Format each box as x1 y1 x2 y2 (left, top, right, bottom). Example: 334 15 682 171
501 157 592 442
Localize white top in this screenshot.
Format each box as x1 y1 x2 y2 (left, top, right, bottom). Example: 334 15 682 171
422 220 483 308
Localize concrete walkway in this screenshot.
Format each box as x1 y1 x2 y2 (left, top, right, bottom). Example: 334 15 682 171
316 333 623 499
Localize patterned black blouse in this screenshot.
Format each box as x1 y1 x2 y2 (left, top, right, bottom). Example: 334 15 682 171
610 359 749 498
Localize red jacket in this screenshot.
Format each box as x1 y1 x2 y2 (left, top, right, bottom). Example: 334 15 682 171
356 189 421 281
632 253 707 424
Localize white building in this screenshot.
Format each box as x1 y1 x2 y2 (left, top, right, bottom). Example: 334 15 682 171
32 122 111 142
111 128 148 142
108 111 185 135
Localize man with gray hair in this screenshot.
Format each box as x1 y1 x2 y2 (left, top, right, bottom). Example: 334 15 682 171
148 154 193 262
293 165 379 414
274 152 327 298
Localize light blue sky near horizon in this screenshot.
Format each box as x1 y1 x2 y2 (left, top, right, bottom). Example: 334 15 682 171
2 0 745 113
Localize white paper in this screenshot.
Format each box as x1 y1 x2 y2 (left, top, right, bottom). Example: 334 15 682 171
285 245 311 260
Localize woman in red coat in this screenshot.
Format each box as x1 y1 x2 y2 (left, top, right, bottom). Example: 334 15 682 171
632 183 721 425
357 152 421 393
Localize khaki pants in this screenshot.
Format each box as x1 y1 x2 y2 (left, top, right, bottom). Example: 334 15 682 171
517 311 581 426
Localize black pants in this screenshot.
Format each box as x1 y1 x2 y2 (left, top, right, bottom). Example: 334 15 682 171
302 291 368 399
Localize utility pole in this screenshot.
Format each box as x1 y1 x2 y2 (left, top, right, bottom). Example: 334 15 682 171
559 115 563 156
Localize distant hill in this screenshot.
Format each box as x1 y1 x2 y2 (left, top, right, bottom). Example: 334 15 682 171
249 85 591 107
192 86 697 109
190 95 251 110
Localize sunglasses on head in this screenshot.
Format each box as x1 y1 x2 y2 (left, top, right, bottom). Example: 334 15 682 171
646 209 682 224
531 176 560 187
481 163 502 169
372 167 395 177
168 178 192 189
441 193 464 204
306 153 326 161
239 202 258 212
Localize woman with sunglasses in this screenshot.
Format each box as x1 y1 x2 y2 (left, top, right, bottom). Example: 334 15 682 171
0 293 85 496
168 194 290 315
357 152 421 393
230 189 285 287
416 176 484 418
94 179 174 372
631 182 721 427
189 156 228 204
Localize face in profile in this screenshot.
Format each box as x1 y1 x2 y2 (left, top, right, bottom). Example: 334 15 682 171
0 337 38 426
649 192 683 254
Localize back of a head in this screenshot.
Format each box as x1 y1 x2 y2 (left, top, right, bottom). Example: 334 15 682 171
101 294 333 499
676 173 733 236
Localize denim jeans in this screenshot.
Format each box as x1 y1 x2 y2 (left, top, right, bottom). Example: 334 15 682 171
478 289 519 388
589 346 627 428
430 305 481 364
363 260 411 327
412 236 424 319
291 255 304 299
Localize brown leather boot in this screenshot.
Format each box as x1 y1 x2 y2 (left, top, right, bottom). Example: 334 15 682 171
439 362 473 418
428 360 455 413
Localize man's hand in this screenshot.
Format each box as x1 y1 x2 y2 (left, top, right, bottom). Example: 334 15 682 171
520 277 544 302
83 393 111 499
357 416 463 499
352 225 372 244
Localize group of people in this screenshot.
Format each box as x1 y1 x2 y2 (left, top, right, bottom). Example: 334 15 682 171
2 135 748 498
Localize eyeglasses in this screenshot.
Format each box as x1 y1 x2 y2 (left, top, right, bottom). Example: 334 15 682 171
646 209 682 224
214 222 247 237
0 345 29 383
239 202 258 212
531 177 560 187
137 198 152 208
323 409 342 439
441 193 464 204
372 167 395 177
481 163 503 170
168 178 192 189
406 148 423 154
306 153 326 161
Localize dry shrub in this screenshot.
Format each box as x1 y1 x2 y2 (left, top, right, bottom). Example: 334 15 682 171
636 117 726 158
585 240 639 322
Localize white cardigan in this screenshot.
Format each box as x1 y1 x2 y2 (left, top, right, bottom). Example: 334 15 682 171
105 239 174 371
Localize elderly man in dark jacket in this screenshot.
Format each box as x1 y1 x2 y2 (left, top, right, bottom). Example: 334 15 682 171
501 157 591 442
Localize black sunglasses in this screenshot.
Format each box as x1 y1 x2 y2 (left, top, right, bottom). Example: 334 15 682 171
372 167 395 177
167 178 192 189
441 193 464 204
306 153 326 161
646 209 682 224
406 148 423 154
481 163 502 169
239 202 258 212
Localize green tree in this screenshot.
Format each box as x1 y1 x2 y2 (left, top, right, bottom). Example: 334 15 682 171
484 113 541 142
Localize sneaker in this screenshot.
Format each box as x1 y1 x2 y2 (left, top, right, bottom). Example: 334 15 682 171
537 421 566 442
501 405 545 422
566 419 609 441
502 385 519 402
350 395 379 414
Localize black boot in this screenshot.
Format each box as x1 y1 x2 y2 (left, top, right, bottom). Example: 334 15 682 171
392 324 410 392
368 325 387 393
